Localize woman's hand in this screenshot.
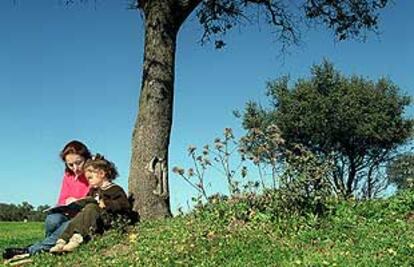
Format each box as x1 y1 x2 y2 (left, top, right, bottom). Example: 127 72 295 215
65 197 77 205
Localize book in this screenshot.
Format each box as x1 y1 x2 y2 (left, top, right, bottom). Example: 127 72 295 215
43 197 97 216
43 201 83 214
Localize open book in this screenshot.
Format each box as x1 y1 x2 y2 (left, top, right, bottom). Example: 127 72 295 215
43 201 83 214
43 197 97 216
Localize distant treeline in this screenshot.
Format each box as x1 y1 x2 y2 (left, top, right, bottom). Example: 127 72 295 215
0 202 50 221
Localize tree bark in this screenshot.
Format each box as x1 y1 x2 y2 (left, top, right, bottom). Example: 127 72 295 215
346 157 356 198
128 1 181 220
366 165 374 199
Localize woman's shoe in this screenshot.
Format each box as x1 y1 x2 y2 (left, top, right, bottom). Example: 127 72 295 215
2 247 29 260
3 253 31 265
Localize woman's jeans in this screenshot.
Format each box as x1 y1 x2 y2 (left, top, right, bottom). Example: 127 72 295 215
27 213 69 254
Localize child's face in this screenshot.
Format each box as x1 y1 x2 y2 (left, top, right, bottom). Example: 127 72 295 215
85 167 106 188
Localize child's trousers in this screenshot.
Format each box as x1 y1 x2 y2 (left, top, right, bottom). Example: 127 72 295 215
59 203 101 241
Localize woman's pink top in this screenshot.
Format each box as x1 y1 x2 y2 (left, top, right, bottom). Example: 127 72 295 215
57 172 90 205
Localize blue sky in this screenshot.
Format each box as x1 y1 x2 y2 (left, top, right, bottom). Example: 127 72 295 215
0 1 413 213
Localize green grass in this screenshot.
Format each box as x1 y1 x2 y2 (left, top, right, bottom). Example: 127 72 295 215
1 190 414 266
0 222 43 249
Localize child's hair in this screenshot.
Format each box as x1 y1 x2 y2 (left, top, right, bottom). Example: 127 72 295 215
84 154 119 181
60 140 92 173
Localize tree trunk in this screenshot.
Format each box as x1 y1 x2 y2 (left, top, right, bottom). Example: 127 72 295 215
346 157 356 198
128 1 182 220
366 166 374 199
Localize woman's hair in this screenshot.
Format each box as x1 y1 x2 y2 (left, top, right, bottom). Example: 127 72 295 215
84 154 119 181
60 140 92 173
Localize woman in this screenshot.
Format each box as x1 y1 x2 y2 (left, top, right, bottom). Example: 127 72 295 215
3 140 92 259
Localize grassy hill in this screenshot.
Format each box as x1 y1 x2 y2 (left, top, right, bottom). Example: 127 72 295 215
1 189 414 266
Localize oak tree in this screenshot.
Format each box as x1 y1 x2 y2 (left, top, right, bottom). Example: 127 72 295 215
241 61 413 198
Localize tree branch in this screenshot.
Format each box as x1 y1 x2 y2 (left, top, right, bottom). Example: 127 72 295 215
304 0 389 40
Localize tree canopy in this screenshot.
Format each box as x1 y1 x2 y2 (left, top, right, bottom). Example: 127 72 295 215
241 60 413 198
0 202 49 222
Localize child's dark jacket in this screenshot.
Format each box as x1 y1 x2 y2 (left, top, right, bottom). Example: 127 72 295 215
87 183 132 230
88 183 130 215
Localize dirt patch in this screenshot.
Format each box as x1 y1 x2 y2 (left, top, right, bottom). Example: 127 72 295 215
406 211 414 222
102 243 131 258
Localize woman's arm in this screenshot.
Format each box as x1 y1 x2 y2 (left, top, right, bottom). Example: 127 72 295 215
57 174 70 205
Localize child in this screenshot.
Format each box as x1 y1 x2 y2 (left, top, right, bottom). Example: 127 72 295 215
49 154 131 253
